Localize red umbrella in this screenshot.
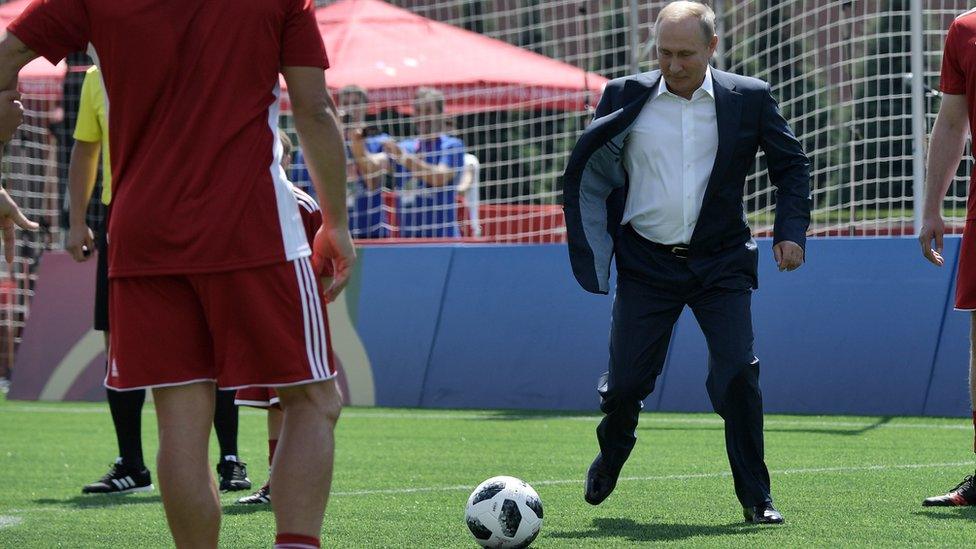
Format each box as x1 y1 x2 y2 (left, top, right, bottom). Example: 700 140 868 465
316 0 606 113
0 0 67 83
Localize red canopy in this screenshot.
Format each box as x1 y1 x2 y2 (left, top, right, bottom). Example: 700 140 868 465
0 0 67 83
316 0 606 113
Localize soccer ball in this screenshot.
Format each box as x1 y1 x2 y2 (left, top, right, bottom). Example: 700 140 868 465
464 476 543 548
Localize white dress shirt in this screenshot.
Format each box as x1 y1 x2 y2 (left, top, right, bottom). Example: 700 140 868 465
622 67 719 245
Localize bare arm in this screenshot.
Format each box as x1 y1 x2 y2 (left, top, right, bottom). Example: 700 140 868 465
400 154 455 188
65 140 100 261
0 32 37 92
919 93 969 266
283 67 347 232
348 130 387 190
383 140 457 188
282 66 355 301
0 88 34 262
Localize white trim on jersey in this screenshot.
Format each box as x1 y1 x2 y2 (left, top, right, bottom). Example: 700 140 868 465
269 83 311 261
293 257 329 379
292 185 320 214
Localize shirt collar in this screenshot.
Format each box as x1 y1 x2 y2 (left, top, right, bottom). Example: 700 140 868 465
655 65 715 101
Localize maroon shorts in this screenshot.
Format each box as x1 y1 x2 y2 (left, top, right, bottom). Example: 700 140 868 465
106 257 335 390
235 386 281 409
957 221 976 311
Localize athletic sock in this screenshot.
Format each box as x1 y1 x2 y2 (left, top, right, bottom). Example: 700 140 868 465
213 389 240 458
268 439 278 467
971 411 976 453
274 533 320 548
106 387 146 470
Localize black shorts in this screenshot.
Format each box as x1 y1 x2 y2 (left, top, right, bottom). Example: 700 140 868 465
94 216 109 332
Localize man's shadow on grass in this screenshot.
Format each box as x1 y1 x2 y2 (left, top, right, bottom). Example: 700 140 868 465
638 416 894 436
34 494 271 515
222 504 272 516
915 507 976 521
34 494 162 508
548 517 759 543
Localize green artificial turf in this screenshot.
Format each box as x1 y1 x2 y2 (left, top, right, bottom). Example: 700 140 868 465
2 396 976 547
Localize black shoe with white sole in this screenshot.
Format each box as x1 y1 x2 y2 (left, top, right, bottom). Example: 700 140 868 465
236 484 271 505
82 459 153 495
217 457 252 492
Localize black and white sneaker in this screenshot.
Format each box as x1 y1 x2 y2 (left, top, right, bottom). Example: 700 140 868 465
236 484 271 505
217 457 251 492
82 459 153 495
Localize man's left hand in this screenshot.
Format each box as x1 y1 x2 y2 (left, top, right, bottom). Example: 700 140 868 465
773 241 804 272
0 90 23 144
382 140 403 162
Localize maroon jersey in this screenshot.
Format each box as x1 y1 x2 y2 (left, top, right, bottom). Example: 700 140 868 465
9 0 328 276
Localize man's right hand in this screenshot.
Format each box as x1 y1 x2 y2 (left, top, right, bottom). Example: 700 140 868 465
0 188 37 264
311 225 357 303
0 90 23 144
67 223 95 262
919 214 946 266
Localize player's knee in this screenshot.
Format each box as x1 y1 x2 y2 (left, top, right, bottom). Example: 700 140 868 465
281 380 342 425
312 383 342 427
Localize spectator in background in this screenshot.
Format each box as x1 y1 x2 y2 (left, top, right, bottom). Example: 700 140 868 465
339 85 391 238
292 85 391 238
385 87 464 238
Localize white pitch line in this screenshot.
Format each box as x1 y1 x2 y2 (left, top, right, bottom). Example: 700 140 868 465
2 461 971 511
0 515 23 528
330 461 974 497
1 406 971 431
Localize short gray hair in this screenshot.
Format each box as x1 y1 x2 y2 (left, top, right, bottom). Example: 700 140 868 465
655 1 716 45
415 87 446 114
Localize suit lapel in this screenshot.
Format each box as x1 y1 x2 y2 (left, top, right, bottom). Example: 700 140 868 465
692 70 742 245
601 72 658 148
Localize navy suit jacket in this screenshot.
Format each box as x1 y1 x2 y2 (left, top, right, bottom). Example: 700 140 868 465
562 69 811 294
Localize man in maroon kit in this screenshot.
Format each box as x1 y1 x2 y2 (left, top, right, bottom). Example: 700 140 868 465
921 7 976 509
0 2 356 547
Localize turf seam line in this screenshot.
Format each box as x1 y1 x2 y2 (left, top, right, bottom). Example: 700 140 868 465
3 406 973 430
415 247 456 408
326 461 974 497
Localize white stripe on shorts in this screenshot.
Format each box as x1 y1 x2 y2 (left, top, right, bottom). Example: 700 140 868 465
299 258 331 376
300 257 327 378
293 257 328 379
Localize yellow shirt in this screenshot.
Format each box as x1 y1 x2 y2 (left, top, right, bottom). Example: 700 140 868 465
72 66 111 205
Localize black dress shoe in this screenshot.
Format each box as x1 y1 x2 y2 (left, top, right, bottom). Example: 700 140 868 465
743 501 784 524
922 472 976 506
584 454 619 506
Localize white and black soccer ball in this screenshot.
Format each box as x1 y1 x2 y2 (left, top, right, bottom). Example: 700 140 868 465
464 476 543 548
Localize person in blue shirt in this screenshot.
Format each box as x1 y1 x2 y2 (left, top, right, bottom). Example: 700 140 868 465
383 87 464 238
291 85 391 238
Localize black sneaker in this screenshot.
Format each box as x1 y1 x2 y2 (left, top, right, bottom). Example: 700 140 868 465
236 484 271 505
82 459 153 495
923 472 976 506
217 457 251 492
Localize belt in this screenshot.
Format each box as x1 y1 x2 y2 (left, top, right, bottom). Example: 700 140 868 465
625 225 690 259
644 240 690 259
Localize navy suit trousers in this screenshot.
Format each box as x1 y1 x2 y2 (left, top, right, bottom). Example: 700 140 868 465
596 225 772 507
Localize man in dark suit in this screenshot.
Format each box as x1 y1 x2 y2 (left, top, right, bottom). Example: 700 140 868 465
562 1 810 524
